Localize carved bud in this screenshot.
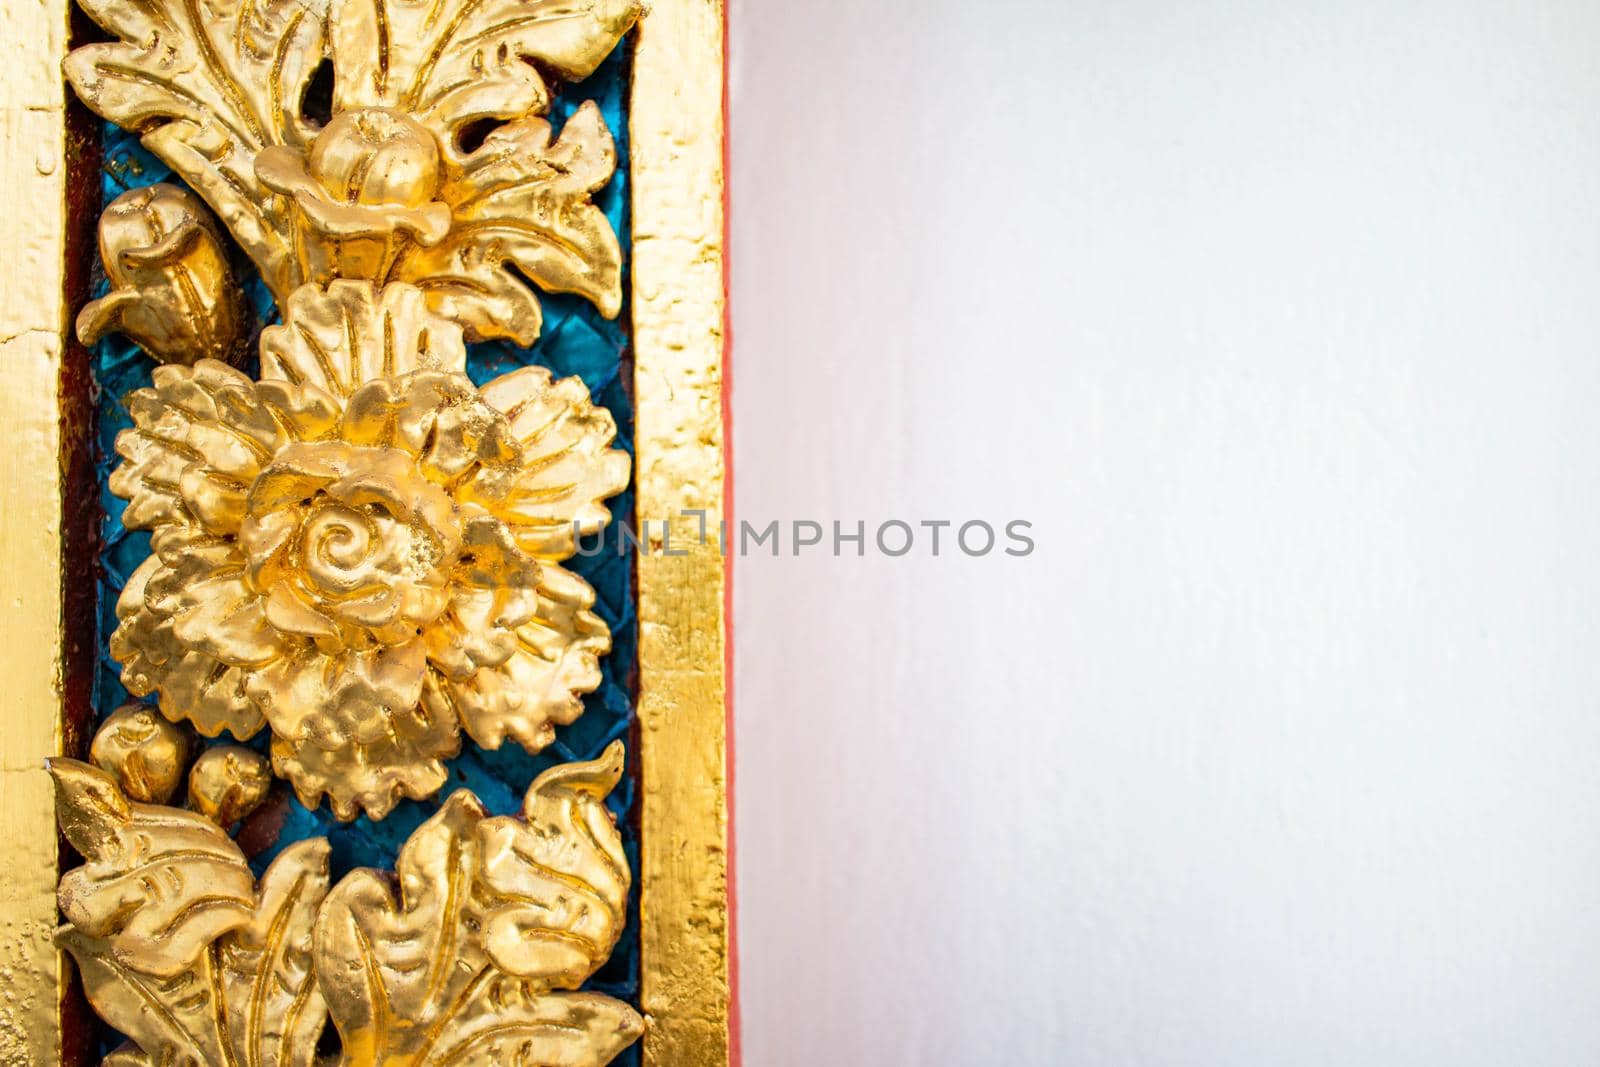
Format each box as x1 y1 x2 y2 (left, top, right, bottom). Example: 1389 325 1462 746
310 108 445 209
88 703 191 805
76 184 243 365
188 744 273 827
257 108 452 283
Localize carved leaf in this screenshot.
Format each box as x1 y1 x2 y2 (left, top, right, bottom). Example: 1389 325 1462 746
61 929 233 1067
396 103 623 343
429 982 643 1066
315 745 639 1065
260 281 468 397
315 790 491 1061
51 759 255 978
330 0 640 135
65 0 329 295
476 741 630 987
54 768 331 1067
218 840 334 1067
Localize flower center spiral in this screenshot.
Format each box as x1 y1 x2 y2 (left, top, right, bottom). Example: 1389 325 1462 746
242 440 462 647
302 502 378 592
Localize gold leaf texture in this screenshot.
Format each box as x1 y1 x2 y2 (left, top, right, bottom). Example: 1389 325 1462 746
107 281 629 819
391 100 626 344
330 0 640 130
76 184 245 366
314 742 639 1065
51 759 255 977
65 0 328 296
69 0 640 343
51 760 332 1066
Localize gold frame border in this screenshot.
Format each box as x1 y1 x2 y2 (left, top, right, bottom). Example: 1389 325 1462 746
0 0 72 1060
0 0 733 1061
631 1 734 1064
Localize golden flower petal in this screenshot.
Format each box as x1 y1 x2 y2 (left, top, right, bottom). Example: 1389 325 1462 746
470 365 631 560
323 444 460 544
152 651 264 739
423 587 535 680
114 557 268 739
114 361 342 537
273 732 452 822
264 584 340 640
421 515 542 677
177 463 247 532
247 642 427 748
252 378 343 440
250 643 453 818
257 144 452 243
426 563 609 752
259 281 466 398
167 572 283 667
342 370 521 485
239 505 302 590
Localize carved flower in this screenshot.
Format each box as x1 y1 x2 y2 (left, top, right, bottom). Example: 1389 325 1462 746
77 183 244 365
257 101 624 345
111 281 629 820
257 108 452 284
67 0 641 345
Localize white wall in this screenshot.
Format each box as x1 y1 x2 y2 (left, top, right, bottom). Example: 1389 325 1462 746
728 2 1600 1064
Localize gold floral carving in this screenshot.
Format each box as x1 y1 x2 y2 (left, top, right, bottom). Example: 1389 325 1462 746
52 0 647 1058
66 0 637 343
51 743 640 1066
77 184 245 366
109 280 628 819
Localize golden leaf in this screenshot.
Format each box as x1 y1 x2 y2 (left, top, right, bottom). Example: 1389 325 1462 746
314 790 493 1062
476 742 630 986
65 0 329 296
329 0 641 137
59 836 332 1067
315 743 640 1065
260 281 467 395
50 759 255 978
217 840 334 1066
425 982 643 1066
395 102 625 344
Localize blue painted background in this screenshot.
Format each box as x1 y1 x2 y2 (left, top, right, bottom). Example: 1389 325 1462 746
88 43 640 1059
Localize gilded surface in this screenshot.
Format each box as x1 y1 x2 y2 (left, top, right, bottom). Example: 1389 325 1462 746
51 742 640 1066
77 184 245 366
2 0 731 1060
630 1 734 1063
66 0 639 342
0 0 73 1059
88 704 192 804
109 281 629 819
70 0 643 819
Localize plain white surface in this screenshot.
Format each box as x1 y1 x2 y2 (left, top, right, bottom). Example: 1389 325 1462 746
728 2 1600 1063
